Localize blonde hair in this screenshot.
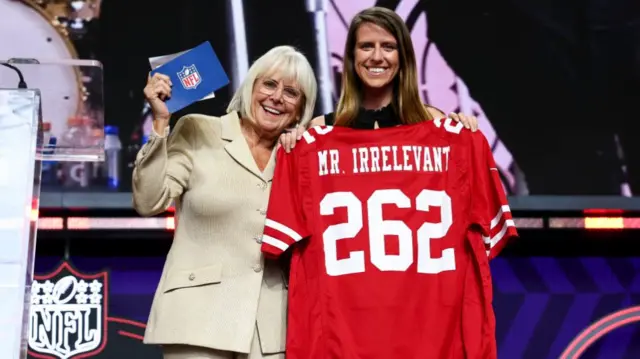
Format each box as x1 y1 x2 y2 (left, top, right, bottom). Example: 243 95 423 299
335 7 433 126
227 45 318 126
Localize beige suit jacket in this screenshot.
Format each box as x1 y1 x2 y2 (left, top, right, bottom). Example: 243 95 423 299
132 111 287 354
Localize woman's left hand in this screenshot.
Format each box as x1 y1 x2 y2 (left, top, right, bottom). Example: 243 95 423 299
449 112 479 132
277 124 306 153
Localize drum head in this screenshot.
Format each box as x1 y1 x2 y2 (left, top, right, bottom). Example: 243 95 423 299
0 0 81 139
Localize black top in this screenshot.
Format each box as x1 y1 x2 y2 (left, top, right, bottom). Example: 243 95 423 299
324 104 401 129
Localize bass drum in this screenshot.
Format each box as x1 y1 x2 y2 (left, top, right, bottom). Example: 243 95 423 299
0 0 82 140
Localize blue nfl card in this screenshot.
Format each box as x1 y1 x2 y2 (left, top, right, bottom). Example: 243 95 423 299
150 41 229 113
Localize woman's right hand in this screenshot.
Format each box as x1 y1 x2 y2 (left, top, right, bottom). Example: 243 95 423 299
143 73 173 127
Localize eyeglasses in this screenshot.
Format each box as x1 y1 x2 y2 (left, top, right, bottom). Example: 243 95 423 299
257 78 303 104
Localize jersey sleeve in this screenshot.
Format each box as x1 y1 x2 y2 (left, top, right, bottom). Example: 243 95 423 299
261 147 310 258
469 132 518 259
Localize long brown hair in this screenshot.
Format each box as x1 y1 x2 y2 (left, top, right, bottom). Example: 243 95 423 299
334 7 433 127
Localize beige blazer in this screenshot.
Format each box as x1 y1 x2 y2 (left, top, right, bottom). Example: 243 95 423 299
132 111 287 354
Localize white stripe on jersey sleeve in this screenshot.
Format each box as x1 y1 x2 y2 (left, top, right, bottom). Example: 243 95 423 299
262 235 290 252
482 205 515 250
265 219 303 242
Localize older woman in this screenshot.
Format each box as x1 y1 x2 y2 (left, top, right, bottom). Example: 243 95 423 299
133 45 317 359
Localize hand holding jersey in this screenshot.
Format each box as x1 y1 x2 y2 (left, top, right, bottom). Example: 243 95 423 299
261 118 516 359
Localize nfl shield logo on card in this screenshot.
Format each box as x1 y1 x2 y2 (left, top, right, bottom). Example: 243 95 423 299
28 262 108 359
177 64 201 90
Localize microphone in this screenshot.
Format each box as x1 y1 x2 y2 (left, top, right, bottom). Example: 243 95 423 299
0 62 28 89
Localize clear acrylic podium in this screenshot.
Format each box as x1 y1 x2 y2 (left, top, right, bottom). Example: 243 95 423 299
0 59 104 359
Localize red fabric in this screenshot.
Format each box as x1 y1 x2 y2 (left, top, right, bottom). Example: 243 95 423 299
261 120 518 359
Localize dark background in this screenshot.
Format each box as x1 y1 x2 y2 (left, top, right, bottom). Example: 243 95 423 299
425 0 640 195
96 0 322 150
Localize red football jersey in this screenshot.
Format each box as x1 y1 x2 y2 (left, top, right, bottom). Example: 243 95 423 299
261 118 518 359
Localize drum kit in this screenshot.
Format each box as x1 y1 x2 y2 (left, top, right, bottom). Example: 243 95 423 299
0 0 102 145
27 0 101 38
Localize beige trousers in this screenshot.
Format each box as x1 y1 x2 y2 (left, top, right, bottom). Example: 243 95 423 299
162 326 284 359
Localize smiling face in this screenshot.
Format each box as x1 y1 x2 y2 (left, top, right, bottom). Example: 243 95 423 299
250 73 304 134
354 22 400 91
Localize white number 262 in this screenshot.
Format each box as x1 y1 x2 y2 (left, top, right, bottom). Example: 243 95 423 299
320 189 455 276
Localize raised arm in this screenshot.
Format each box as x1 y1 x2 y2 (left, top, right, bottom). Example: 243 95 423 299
132 73 196 216
132 116 196 216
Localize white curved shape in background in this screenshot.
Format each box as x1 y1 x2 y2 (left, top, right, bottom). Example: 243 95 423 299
325 0 516 191
0 0 80 141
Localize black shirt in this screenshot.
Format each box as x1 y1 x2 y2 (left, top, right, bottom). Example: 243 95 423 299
324 104 400 129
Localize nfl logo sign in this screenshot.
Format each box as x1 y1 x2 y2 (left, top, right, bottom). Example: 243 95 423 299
177 65 201 90
28 262 108 359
